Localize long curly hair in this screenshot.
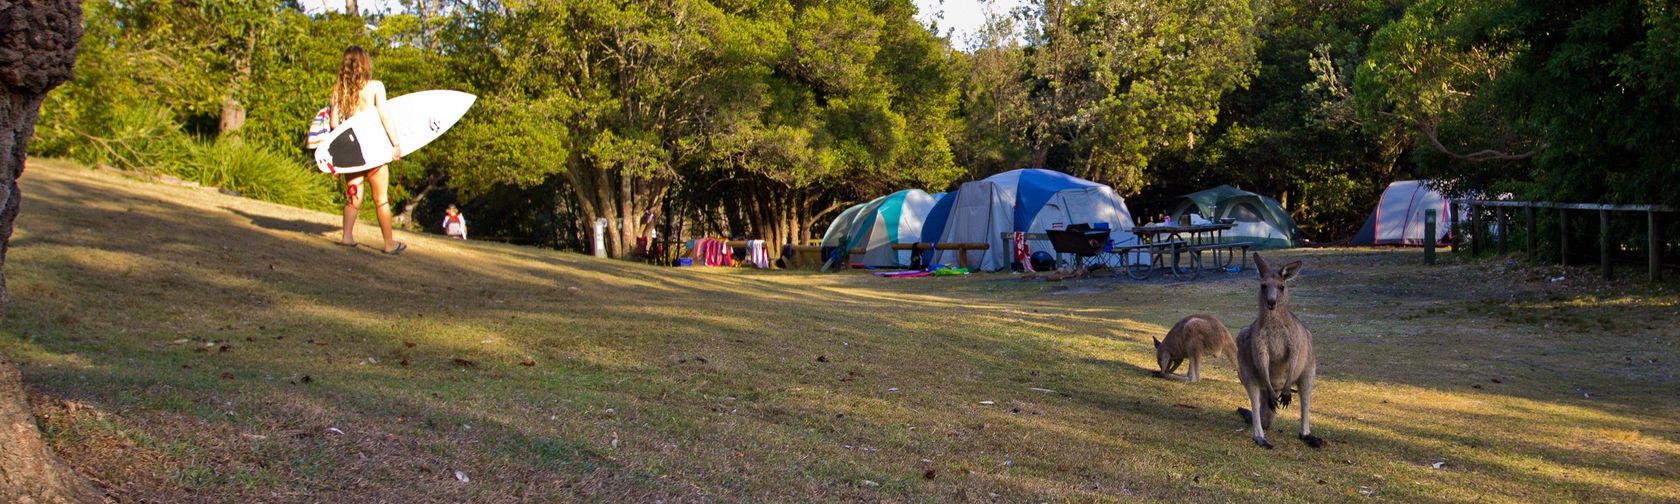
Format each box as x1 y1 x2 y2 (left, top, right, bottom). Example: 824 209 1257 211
330 46 372 121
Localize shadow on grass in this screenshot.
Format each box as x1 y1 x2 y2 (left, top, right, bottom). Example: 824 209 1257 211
223 207 341 236
5 164 1678 502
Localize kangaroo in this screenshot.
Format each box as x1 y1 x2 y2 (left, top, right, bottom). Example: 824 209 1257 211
1153 314 1238 382
1235 253 1325 449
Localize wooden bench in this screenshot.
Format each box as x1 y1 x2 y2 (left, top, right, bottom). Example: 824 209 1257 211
889 242 990 270
1107 240 1185 263
784 244 864 270
1182 240 1254 272
999 232 1051 241
1101 240 1189 279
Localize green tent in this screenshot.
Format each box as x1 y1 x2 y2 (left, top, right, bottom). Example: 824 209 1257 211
1168 185 1299 249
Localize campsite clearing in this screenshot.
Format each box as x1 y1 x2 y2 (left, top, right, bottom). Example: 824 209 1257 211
4 160 1678 502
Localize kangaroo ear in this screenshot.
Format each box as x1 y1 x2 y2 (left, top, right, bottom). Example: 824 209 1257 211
1153 337 1161 349
1279 261 1304 281
1252 253 1269 277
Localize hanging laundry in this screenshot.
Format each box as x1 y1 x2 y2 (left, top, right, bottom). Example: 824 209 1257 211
747 240 770 269
1012 231 1034 273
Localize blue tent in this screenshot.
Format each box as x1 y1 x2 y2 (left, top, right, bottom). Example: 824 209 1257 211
929 169 1137 271
917 192 954 266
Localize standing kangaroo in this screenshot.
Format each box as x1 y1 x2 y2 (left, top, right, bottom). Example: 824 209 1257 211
1153 314 1238 382
1235 253 1326 449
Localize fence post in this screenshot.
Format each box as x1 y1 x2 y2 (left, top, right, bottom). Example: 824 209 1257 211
1601 209 1613 280
1652 211 1663 282
1497 207 1509 255
1450 202 1459 253
1471 202 1482 256
1559 208 1569 266
1525 205 1536 260
1424 209 1437 265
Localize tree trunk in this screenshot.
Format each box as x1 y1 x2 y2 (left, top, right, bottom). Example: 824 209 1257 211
744 185 764 240
615 171 630 256
731 182 824 260
415 0 433 49
217 96 244 143
393 172 443 230
344 0 359 16
722 184 745 239
567 162 681 260
791 190 805 247
1 356 104 503
0 90 41 314
0 1 105 502
594 169 618 257
218 29 253 144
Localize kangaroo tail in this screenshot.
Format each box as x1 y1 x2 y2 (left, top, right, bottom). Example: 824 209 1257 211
1222 337 1240 369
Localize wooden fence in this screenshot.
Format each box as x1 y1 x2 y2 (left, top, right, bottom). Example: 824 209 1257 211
1461 200 1673 282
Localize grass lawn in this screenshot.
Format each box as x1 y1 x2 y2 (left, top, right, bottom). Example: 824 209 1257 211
4 159 1678 502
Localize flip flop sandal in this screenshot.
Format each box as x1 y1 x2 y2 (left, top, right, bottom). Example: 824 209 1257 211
336 241 359 247
383 242 408 255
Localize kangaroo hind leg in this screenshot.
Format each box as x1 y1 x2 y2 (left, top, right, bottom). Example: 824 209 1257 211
1240 382 1272 449
1298 369 1325 449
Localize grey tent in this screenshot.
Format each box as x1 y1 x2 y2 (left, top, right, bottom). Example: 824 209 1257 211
1350 180 1456 246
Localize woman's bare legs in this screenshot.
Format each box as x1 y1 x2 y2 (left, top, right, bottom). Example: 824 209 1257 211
366 165 402 252
340 174 366 245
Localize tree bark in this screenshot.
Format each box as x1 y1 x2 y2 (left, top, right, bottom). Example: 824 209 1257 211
566 163 680 260
616 170 639 258
217 96 244 143
1 356 104 503
0 1 105 502
392 172 442 230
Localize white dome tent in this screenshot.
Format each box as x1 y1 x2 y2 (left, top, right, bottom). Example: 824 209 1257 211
928 169 1138 271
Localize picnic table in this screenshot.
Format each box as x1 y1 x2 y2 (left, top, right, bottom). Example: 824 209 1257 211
997 223 1253 280
1122 222 1253 280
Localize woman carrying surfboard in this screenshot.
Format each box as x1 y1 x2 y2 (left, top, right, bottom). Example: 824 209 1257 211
330 46 406 255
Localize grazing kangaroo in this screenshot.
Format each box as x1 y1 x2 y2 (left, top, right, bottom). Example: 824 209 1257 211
1235 253 1325 449
1153 314 1238 382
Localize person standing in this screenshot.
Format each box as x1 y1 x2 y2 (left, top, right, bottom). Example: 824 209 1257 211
330 45 406 255
442 204 468 240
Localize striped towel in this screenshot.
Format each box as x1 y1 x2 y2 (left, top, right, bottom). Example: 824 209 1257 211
305 106 332 150
693 239 735 267
716 240 734 267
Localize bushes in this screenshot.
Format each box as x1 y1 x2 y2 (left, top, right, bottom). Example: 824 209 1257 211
178 141 338 211
26 0 350 213
32 100 338 212
37 102 195 175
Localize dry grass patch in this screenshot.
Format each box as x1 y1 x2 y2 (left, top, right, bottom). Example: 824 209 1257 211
3 159 1677 502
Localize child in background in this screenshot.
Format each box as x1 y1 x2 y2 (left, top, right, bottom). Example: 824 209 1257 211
442 204 467 240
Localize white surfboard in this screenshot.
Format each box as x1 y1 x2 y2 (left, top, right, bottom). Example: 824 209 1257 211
314 90 476 175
